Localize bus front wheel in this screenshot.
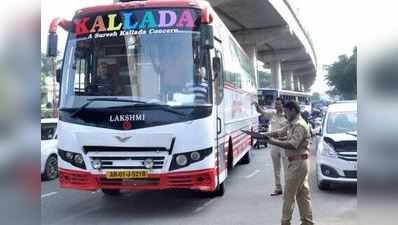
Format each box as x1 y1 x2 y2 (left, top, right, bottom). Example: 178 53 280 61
210 182 225 197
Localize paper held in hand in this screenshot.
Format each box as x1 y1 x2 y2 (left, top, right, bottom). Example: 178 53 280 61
240 129 270 140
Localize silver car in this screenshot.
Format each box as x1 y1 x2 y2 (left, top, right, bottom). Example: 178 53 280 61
315 101 357 190
41 118 58 180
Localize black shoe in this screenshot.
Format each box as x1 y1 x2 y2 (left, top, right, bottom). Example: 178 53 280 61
270 190 283 196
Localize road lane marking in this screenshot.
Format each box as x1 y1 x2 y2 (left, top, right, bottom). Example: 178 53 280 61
41 192 58 198
194 199 217 213
245 169 260 179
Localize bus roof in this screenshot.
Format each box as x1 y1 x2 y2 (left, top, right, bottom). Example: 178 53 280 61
75 0 210 16
258 88 311 97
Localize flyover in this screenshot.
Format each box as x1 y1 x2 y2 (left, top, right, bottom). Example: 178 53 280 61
209 0 317 92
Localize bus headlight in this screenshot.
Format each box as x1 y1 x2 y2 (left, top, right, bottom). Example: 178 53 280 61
176 155 188 166
170 147 213 171
190 151 201 161
74 154 84 165
58 149 87 169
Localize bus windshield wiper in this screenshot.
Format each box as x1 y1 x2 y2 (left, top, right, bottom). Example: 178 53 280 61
106 102 188 117
71 97 147 118
136 103 188 117
71 98 187 117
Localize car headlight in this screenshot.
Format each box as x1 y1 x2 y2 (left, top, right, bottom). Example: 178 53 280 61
176 155 188 166
320 141 338 158
58 149 86 169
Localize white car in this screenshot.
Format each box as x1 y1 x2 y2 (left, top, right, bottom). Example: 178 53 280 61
315 101 357 190
41 118 58 180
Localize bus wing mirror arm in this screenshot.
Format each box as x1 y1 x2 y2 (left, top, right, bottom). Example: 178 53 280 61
47 18 72 57
200 24 214 49
212 56 221 80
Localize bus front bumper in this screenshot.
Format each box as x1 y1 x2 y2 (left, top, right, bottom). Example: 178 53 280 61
59 168 217 192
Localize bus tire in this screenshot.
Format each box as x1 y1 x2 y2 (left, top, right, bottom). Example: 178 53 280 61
227 138 234 170
102 189 121 196
240 150 251 164
209 182 225 197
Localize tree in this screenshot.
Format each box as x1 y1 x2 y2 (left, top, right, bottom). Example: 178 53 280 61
325 47 357 100
41 72 48 105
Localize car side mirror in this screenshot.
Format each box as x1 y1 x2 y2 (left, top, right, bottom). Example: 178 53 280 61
56 68 62 83
314 127 322 136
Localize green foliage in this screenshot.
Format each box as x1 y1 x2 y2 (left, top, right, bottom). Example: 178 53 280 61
325 47 357 100
41 72 48 104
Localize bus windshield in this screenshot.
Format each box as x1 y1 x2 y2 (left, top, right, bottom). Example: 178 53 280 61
60 8 210 109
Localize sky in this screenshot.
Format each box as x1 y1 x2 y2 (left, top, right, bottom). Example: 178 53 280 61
41 0 358 94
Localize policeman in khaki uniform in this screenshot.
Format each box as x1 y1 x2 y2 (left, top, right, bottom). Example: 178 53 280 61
245 101 315 225
253 98 288 196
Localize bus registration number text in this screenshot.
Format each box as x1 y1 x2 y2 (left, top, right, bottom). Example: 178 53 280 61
106 171 148 179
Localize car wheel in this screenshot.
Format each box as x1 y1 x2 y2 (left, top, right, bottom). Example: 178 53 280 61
316 166 331 190
102 189 121 196
43 155 58 180
318 180 331 190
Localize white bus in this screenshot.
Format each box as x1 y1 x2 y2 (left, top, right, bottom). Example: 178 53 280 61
258 88 311 112
47 0 258 196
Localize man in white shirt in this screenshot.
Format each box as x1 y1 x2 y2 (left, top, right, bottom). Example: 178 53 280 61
253 97 288 196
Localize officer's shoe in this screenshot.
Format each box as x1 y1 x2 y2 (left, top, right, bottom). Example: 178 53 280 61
270 190 283 196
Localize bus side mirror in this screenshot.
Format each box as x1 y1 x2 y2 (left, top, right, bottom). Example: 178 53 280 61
201 24 214 49
47 32 58 57
213 56 221 79
56 69 61 83
315 127 322 136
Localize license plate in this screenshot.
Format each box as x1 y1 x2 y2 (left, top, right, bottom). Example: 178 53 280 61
105 171 148 179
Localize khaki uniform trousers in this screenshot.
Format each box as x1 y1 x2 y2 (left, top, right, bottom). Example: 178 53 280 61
270 145 287 191
281 159 314 225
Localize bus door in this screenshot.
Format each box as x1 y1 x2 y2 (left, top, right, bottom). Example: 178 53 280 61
212 45 226 181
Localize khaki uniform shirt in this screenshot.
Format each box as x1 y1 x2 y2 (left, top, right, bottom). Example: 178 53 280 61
274 114 311 157
260 109 288 131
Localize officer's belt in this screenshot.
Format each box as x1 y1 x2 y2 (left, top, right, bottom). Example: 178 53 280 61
287 154 308 162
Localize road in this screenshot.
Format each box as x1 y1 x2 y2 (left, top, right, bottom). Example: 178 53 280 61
41 144 356 225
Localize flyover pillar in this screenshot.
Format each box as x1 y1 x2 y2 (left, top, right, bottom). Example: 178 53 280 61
270 60 282 90
286 71 294 90
294 75 300 91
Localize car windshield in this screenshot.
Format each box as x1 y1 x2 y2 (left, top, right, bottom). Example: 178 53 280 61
60 8 210 109
41 123 57 140
326 111 357 134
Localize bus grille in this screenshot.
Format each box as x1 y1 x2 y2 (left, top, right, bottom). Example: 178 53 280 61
83 146 168 153
98 178 161 186
89 156 165 170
